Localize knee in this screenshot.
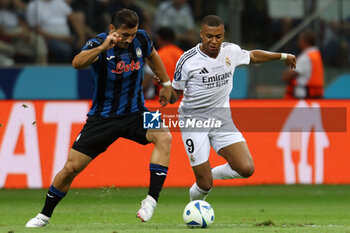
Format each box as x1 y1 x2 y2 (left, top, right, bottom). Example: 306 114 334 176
239 163 255 178
61 163 80 179
162 131 172 145
154 131 172 148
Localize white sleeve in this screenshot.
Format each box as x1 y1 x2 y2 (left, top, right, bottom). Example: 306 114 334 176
238 49 250 65
172 56 189 90
295 54 311 85
229 43 250 66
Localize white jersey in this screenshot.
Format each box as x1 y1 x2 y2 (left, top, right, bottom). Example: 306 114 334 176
172 43 250 111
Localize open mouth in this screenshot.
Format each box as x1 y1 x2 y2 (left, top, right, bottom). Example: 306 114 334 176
209 46 217 51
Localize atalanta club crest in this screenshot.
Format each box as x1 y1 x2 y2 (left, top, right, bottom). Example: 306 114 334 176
136 47 142 58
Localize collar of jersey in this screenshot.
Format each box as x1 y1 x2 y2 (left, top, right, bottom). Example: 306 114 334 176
197 44 210 58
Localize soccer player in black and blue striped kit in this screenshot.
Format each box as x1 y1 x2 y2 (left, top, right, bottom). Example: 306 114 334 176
26 9 173 227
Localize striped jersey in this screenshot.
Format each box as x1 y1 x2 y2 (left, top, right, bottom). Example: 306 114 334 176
172 43 250 110
82 29 153 117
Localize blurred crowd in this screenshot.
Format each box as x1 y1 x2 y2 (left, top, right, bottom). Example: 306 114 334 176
0 0 199 66
0 0 349 68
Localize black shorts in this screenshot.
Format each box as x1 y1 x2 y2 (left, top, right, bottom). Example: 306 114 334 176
72 111 149 158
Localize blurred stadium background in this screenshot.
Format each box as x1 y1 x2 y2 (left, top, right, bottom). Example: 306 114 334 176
1 0 350 99
1 0 350 232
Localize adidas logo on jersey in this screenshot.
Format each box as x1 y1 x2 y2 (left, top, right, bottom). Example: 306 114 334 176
199 67 209 74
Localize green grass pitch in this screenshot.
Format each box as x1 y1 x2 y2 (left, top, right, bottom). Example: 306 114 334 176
1 185 350 233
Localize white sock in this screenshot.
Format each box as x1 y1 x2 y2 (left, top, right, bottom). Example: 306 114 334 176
189 183 211 201
212 163 242 180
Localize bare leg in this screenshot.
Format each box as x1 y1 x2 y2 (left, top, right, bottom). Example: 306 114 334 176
192 161 213 190
26 149 93 227
146 127 172 167
190 160 213 200
213 141 254 179
52 149 93 193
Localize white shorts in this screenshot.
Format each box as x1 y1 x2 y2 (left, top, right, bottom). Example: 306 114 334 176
180 127 245 167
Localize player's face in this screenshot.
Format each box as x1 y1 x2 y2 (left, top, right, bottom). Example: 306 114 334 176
112 25 138 49
200 24 225 58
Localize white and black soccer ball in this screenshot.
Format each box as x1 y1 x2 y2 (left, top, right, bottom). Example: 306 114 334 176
183 200 214 228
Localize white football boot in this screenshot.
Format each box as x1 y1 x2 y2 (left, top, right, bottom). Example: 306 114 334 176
25 213 50 227
137 195 157 222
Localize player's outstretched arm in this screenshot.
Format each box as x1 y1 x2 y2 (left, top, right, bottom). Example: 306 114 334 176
72 32 121 69
169 89 183 104
249 50 296 69
152 75 182 104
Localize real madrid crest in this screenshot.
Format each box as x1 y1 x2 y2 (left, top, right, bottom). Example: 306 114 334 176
225 57 231 66
136 47 142 58
190 154 195 163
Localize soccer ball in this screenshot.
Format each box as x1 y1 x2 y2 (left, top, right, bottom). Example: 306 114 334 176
183 200 214 228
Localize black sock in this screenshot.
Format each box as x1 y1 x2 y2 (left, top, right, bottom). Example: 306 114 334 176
148 163 168 202
41 185 66 217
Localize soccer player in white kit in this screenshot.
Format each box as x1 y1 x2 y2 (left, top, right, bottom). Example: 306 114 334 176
169 15 296 201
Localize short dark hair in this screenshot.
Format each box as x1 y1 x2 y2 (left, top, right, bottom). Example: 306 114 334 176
300 30 316 46
156 27 175 42
201 15 224 27
111 9 139 29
